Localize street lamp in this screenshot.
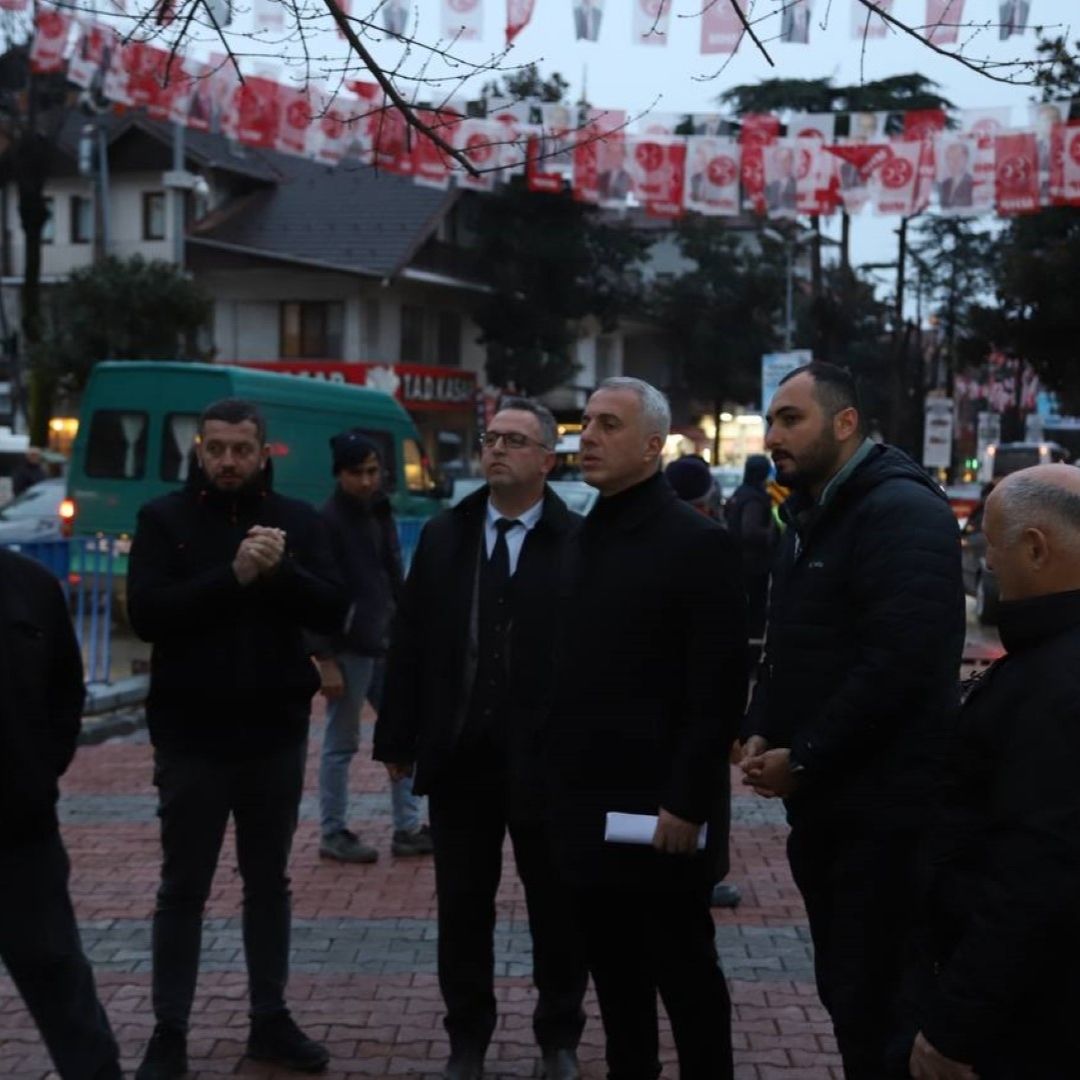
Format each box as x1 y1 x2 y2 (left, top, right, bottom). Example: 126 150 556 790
761 226 815 351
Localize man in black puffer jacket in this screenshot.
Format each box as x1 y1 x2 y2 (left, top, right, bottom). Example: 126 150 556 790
740 363 965 1079
910 465 1080 1080
0 550 121 1080
128 398 346 1080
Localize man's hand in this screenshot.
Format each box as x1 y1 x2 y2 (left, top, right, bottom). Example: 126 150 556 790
731 735 770 765
232 527 286 585
909 1032 979 1080
652 807 703 856
318 658 345 700
385 762 413 783
741 747 799 799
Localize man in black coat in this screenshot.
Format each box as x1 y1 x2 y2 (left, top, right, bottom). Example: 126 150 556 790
0 550 121 1080
741 363 965 1078
910 464 1080 1080
375 397 587 1080
128 398 346 1080
311 430 430 864
548 376 748 1080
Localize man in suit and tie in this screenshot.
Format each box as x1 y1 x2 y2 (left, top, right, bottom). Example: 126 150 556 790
573 0 603 42
938 141 975 210
765 144 798 212
375 398 587 1080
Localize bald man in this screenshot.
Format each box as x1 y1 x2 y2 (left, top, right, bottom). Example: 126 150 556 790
910 464 1080 1080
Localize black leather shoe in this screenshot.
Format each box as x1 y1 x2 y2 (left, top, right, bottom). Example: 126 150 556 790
135 1024 187 1080
443 1048 485 1079
542 1047 581 1079
247 1011 329 1072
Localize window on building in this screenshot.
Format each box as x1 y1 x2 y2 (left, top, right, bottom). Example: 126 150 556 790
85 410 148 479
363 298 381 355
400 305 425 364
436 311 461 366
41 197 55 244
70 195 92 244
280 301 344 358
142 191 166 240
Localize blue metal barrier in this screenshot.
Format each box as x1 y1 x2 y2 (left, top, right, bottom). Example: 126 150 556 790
1 535 117 686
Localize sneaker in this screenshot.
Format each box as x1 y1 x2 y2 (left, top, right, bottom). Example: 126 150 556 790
247 1011 330 1073
319 828 378 863
135 1024 187 1080
392 824 434 856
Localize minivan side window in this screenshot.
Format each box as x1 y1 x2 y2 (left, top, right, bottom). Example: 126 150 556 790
403 438 432 493
86 410 149 479
161 413 200 482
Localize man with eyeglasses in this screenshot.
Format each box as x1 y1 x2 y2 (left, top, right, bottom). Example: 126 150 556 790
375 397 588 1080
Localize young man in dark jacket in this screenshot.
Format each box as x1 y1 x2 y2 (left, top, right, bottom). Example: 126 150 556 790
910 464 1080 1080
741 363 965 1078
128 398 346 1080
375 398 587 1080
0 550 121 1080
549 377 748 1080
313 430 430 862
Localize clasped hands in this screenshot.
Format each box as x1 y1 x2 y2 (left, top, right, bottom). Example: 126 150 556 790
232 525 286 586
737 736 800 799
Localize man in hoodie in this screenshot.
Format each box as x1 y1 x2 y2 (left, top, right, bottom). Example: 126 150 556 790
740 363 965 1078
313 430 430 863
127 398 346 1080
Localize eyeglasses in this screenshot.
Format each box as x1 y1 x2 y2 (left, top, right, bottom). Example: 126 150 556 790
478 431 552 451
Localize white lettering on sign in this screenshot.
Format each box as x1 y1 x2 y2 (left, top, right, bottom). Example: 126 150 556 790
401 373 475 404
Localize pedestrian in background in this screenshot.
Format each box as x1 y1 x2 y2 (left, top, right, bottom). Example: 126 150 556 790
741 362 964 1078
549 377 747 1080
12 445 46 496
128 398 346 1079
910 465 1080 1080
313 429 431 864
376 397 588 1080
663 453 717 519
0 549 121 1080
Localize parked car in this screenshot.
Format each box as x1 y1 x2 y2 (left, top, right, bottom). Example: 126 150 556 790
0 478 66 544
960 499 999 625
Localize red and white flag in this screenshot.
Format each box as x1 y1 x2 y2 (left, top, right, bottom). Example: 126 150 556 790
112 42 172 113
412 107 463 188
1050 123 1080 207
443 0 484 42
633 0 670 47
0 0 30 11
309 90 357 166
851 0 892 39
185 59 238 134
700 1 744 55
506 0 535 44
627 136 685 218
874 141 925 215
346 80 384 165
827 141 890 214
684 136 740 216
455 119 503 191
925 0 963 45
792 117 838 215
739 113 780 214
994 131 1039 215
371 105 414 175
225 76 284 151
488 101 534 175
573 108 627 205
276 85 314 157
30 7 72 74
67 21 118 90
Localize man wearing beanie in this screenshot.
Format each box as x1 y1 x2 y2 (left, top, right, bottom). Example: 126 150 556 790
663 454 716 516
313 429 431 862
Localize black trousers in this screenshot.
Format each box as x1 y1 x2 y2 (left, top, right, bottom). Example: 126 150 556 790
0 831 121 1080
787 822 921 1080
574 880 733 1080
150 741 306 1030
428 748 588 1056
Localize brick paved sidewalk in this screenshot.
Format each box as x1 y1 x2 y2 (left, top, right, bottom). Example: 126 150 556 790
0 704 839 1079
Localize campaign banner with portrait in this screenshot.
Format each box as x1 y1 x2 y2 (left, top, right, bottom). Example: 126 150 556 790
633 0 670 47
850 0 892 38
506 0 535 44
701 1 744 55
926 0 964 45
572 0 604 42
780 0 811 44
30 7 72 73
935 133 991 216
684 137 741 216
443 0 484 41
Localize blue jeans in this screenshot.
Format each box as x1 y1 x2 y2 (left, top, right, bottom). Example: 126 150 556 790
319 653 423 836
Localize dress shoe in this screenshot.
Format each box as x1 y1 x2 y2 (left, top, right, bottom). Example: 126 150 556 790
135 1024 187 1080
542 1046 581 1079
710 881 742 909
443 1048 485 1079
246 1010 329 1072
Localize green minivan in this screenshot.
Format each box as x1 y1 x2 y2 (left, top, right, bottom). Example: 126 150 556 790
66 361 446 547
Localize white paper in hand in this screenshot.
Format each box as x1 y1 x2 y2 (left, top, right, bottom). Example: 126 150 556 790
604 812 707 849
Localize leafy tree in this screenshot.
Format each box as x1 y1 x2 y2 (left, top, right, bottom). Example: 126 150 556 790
46 255 212 390
471 179 648 396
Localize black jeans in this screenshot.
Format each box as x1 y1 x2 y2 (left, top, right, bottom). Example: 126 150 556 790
575 881 733 1080
150 741 306 1029
787 822 921 1080
0 831 121 1079
428 748 587 1057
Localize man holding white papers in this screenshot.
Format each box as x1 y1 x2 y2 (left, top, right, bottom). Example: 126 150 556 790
548 377 748 1079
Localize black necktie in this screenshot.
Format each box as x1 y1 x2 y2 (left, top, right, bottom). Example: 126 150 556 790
489 518 519 588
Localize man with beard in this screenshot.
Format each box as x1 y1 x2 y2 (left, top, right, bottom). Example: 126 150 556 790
740 362 965 1078
128 398 345 1079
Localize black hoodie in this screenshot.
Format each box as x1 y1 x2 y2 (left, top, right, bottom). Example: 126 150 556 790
744 443 965 827
127 460 347 760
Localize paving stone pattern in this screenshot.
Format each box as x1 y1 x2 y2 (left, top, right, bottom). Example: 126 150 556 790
1 705 841 1078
